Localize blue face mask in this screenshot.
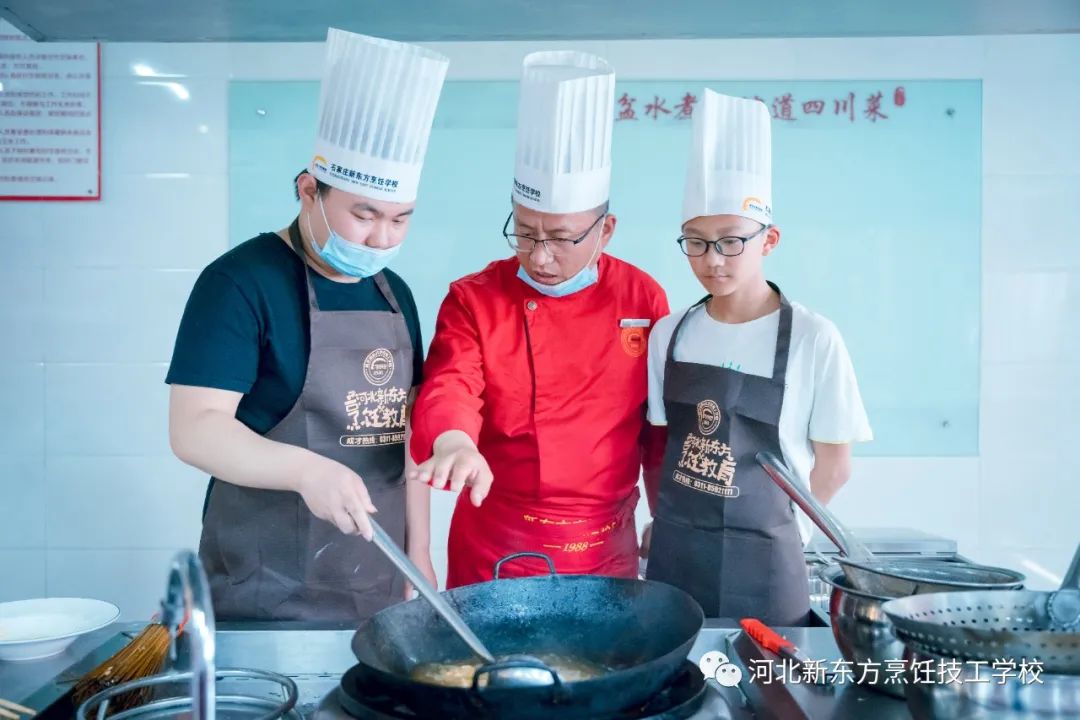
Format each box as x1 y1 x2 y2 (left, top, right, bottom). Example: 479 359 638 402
516 215 604 298
517 263 599 298
308 196 400 278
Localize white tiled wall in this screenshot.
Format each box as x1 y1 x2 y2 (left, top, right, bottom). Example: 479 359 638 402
1 32 1078 617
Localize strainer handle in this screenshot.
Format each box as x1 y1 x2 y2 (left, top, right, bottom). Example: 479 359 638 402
756 451 874 562
1063 542 1080 590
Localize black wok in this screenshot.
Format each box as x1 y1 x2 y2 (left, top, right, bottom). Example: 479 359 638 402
349 553 705 719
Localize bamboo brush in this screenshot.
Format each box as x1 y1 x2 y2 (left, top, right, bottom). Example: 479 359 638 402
71 621 174 713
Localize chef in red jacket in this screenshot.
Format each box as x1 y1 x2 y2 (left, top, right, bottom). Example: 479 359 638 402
408 51 669 587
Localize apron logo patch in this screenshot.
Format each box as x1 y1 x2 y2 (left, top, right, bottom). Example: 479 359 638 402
696 399 722 435
620 326 648 358
342 386 407 447
673 433 740 497
363 348 395 387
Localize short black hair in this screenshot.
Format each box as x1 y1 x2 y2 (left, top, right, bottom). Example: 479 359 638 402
293 169 331 202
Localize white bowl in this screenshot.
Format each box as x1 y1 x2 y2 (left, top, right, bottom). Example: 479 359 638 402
0 598 120 662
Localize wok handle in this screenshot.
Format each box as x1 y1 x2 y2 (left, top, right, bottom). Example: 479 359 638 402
756 451 873 562
493 552 557 580
471 657 564 697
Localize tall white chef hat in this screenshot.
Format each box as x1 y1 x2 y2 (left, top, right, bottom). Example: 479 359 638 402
511 51 615 214
311 29 449 203
682 89 773 226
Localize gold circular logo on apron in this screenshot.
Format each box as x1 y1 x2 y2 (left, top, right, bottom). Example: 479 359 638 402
696 400 722 436
363 348 395 387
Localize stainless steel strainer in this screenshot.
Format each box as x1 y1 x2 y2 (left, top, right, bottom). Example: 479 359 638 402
881 542 1080 674
756 451 1025 597
841 557 1025 597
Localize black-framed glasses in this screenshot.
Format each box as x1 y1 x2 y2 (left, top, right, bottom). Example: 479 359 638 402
503 211 606 256
677 224 770 257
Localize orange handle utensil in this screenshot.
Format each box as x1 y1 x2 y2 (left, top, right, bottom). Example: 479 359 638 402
740 618 813 665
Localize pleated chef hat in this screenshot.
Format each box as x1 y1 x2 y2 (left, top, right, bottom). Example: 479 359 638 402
311 29 449 202
682 89 773 226
511 51 615 214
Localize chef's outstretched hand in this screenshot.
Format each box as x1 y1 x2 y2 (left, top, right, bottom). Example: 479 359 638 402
296 454 377 540
407 430 493 507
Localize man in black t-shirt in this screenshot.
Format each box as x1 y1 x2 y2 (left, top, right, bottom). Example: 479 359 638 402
166 29 449 621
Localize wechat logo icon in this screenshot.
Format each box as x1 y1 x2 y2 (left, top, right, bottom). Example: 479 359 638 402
698 650 743 688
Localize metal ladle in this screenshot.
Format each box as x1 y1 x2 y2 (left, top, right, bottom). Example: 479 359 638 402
369 518 557 688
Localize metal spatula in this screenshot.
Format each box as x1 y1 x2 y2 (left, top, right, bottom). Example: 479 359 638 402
368 518 556 687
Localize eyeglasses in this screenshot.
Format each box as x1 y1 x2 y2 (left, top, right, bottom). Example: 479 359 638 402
677 224 770 257
503 211 606 257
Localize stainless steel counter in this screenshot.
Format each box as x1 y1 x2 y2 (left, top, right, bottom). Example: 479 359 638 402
0 622 138 712
1 620 913 719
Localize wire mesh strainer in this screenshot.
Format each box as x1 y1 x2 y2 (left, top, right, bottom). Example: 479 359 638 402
882 542 1080 674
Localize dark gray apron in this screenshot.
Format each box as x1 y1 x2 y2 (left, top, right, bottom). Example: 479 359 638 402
647 284 810 625
198 220 411 622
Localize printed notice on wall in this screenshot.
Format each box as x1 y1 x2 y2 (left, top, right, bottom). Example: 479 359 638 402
0 19 100 200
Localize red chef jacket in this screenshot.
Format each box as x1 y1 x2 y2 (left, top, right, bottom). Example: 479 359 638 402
411 255 669 587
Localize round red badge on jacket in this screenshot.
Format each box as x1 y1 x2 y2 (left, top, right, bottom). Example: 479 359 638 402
620 327 647 358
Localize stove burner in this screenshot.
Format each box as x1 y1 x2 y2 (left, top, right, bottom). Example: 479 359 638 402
336 660 707 720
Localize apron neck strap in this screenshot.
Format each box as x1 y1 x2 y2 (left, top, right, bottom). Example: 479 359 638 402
287 217 403 314
372 272 403 314
666 294 711 364
768 281 794 384
286 216 306 257
666 283 793 384
287 218 322 311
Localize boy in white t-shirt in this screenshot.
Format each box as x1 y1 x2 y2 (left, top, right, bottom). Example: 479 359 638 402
641 90 872 624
